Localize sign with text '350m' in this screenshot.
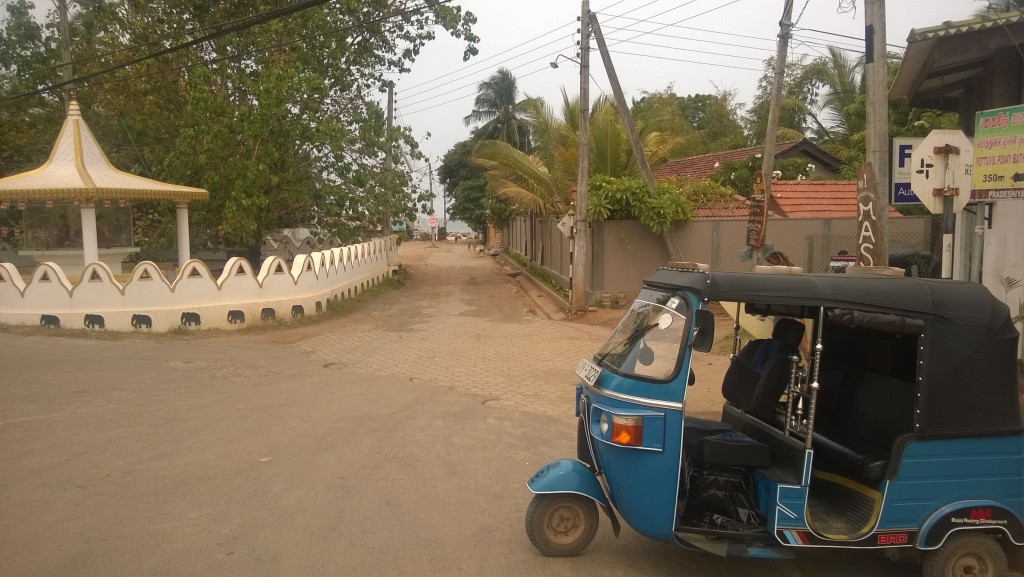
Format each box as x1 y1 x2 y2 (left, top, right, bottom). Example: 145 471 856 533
973 105 1024 200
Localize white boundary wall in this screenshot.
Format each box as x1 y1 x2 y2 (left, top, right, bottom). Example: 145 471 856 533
0 236 399 332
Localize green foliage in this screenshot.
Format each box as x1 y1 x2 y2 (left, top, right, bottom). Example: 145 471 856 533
588 175 729 235
634 88 748 157
1 0 478 250
710 155 813 196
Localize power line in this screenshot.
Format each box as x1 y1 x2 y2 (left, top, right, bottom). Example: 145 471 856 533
16 1 448 98
607 49 763 72
6 0 454 100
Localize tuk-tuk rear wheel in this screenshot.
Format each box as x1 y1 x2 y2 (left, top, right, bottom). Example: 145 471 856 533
525 494 599 557
924 533 1008 577
1003 540 1024 572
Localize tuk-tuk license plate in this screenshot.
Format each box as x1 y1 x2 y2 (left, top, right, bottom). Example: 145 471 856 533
576 358 602 386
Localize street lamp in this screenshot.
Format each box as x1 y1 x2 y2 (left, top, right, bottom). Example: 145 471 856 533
549 54 580 69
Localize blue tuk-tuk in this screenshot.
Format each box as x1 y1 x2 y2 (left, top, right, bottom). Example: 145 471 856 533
526 264 1024 577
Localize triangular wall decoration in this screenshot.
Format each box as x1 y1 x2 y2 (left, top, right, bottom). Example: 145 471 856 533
188 267 202 278
89 270 102 282
139 269 152 280
236 264 246 276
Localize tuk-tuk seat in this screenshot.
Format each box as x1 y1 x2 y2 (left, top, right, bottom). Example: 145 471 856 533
722 318 805 422
683 319 804 470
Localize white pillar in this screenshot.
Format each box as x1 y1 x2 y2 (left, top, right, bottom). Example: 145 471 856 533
175 202 190 267
80 204 99 266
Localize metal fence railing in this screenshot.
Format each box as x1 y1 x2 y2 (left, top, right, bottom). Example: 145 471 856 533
804 227 942 278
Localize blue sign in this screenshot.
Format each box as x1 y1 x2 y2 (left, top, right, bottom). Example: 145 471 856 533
892 138 923 204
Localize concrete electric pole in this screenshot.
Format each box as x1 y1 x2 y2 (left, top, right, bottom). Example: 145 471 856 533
757 0 795 264
571 0 591 314
863 0 890 266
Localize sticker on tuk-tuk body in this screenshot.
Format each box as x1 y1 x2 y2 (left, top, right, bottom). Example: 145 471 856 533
576 358 601 386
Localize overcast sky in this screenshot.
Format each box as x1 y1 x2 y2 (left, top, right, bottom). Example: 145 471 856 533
394 0 978 220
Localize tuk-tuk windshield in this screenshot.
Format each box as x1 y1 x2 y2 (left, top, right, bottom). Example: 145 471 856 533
595 293 688 382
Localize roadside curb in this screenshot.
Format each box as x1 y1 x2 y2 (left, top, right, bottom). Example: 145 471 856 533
495 254 568 320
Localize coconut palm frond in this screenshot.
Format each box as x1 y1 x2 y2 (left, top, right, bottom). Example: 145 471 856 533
471 140 561 215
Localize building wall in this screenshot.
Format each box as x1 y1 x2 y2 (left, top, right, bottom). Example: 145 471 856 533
0 237 399 332
510 215 934 298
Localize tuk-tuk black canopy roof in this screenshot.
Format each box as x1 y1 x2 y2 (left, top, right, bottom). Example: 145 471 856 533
645 267 1022 436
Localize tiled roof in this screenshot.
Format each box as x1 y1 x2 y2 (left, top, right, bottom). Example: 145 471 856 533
769 180 900 219
693 194 749 220
654 139 841 181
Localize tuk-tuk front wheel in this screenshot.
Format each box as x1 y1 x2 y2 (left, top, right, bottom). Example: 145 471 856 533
924 533 1008 577
525 493 599 557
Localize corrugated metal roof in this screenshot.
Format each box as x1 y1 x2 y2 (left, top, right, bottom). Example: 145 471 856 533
907 10 1024 42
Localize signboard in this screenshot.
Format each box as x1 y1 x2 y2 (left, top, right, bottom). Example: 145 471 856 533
427 215 438 228
556 212 574 238
972 105 1024 200
910 130 974 214
856 162 886 267
746 171 768 249
892 137 923 204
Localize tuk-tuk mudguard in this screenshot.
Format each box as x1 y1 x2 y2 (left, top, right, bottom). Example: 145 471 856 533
918 501 1024 549
527 459 608 506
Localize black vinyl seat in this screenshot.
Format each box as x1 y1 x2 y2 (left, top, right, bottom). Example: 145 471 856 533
683 318 805 469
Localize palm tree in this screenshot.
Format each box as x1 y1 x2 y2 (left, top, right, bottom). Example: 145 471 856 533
799 46 866 164
463 68 533 152
470 94 685 216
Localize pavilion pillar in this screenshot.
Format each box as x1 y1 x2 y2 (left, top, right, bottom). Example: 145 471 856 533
80 203 99 266
175 202 191 267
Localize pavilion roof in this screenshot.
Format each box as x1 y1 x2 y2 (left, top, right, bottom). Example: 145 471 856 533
0 101 208 204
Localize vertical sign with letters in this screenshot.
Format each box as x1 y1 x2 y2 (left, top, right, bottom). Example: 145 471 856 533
857 162 886 267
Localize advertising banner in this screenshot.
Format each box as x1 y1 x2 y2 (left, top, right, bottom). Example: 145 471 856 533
972 105 1024 200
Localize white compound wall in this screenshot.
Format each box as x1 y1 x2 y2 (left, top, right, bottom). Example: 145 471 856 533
0 237 399 332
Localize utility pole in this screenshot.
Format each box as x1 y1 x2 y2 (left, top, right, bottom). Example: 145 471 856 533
590 12 682 261
757 0 795 264
56 0 74 110
384 82 395 239
571 0 591 314
864 0 889 265
428 159 436 248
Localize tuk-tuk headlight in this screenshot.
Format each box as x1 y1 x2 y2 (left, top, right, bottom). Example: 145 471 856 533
610 415 643 447
599 412 609 435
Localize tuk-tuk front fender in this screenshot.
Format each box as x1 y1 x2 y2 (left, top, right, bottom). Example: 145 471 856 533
527 459 608 506
918 500 1024 549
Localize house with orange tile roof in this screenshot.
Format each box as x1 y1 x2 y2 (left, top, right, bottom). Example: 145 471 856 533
688 180 900 221
654 138 843 182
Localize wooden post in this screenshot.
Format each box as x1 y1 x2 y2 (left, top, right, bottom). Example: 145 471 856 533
589 12 681 261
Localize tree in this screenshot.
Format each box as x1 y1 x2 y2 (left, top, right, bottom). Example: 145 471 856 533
466 95 686 220
438 139 489 233
973 0 1023 13
631 87 746 157
710 155 814 196
1 0 479 248
745 55 817 144
463 67 532 152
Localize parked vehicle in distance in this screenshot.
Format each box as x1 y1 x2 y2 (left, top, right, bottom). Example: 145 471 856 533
526 263 1023 577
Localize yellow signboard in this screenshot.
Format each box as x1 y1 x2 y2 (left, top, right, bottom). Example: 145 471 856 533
972 105 1024 200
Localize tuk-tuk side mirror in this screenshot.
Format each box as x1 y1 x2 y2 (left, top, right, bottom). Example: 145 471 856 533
691 308 715 353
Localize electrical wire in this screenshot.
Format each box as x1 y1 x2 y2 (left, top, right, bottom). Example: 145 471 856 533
12 1 447 99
